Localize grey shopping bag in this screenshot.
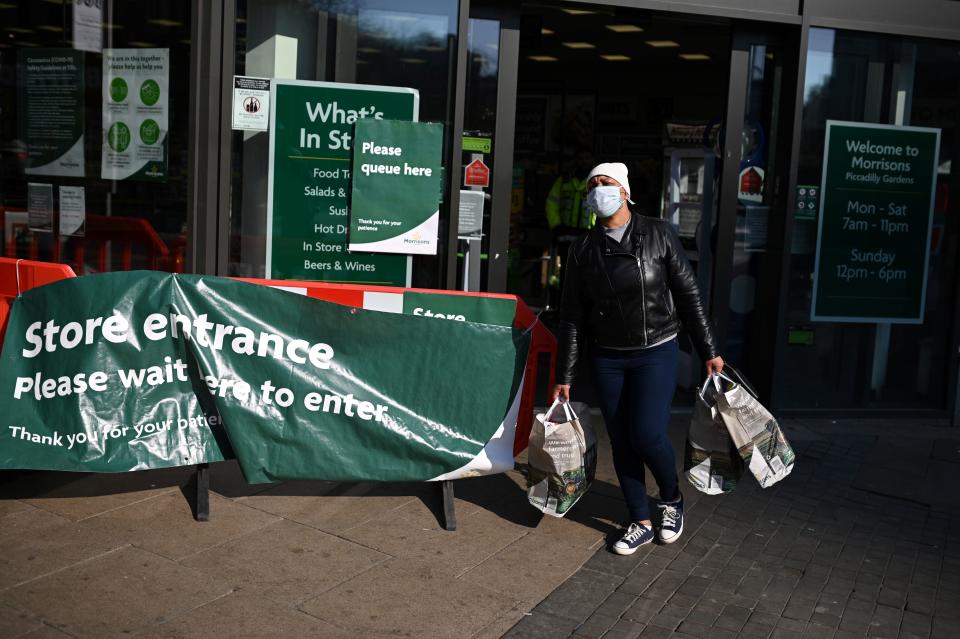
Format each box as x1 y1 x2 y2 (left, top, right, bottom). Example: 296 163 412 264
527 399 597 517
684 376 744 495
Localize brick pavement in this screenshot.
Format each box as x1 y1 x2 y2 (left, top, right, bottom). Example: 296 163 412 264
504 418 960 639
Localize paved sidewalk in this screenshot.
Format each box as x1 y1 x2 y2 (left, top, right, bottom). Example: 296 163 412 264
505 417 960 639
1 415 958 638
0 409 626 639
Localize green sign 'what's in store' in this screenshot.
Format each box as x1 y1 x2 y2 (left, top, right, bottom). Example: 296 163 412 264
811 121 941 323
267 80 419 284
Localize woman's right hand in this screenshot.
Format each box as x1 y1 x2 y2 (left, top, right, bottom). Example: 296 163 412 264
551 384 571 402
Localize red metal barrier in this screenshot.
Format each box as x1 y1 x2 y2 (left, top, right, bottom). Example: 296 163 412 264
0 258 76 346
0 261 555 454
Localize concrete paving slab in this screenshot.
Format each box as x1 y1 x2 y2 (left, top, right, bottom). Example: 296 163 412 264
133 589 350 639
459 529 595 605
525 506 608 552
1 468 193 521
0 499 35 520
20 625 75 638
0 506 70 545
0 602 42 638
0 518 129 591
471 608 529 639
340 496 529 578
207 460 277 498
181 518 389 606
81 491 281 561
0 546 231 638
236 479 444 534
299 558 520 639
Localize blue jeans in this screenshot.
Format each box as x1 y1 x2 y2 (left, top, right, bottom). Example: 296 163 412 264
591 339 680 522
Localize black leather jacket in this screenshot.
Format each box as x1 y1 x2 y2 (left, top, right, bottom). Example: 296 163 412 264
556 213 719 384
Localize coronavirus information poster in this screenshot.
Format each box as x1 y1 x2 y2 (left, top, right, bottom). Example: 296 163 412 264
18 49 85 177
101 48 169 181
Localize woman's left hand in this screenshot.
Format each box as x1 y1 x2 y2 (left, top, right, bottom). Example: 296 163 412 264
705 356 724 376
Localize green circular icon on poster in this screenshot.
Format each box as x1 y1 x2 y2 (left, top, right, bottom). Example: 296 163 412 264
110 78 128 102
140 79 160 106
108 122 131 152
139 119 160 145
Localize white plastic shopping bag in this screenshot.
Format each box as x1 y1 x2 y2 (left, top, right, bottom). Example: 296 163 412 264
527 399 597 517
711 369 795 488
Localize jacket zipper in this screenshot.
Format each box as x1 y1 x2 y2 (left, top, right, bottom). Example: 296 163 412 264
636 244 648 346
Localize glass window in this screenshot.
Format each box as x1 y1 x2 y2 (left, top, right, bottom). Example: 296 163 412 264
0 2 192 273
775 28 960 409
228 0 460 288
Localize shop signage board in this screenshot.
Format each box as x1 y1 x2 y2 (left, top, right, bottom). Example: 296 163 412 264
58 186 86 237
0 272 529 483
811 121 940 323
348 120 443 255
462 136 491 153
267 80 417 284
457 190 484 237
72 0 103 53
27 183 54 233
101 48 169 181
794 184 819 220
464 158 490 188
17 49 85 177
232 76 270 131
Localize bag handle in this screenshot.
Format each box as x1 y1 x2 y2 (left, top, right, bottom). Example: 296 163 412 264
544 397 578 424
699 371 737 399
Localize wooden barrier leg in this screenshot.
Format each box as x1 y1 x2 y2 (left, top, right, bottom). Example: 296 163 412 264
194 463 210 522
440 480 456 531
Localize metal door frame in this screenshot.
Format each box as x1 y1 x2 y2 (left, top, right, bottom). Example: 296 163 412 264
452 2 520 292
710 25 801 403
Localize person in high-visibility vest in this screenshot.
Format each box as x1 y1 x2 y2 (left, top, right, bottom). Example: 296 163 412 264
545 171 595 232
544 154 595 299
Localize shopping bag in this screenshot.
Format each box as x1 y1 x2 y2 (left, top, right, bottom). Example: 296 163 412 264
684 376 744 495
712 368 795 488
527 399 597 517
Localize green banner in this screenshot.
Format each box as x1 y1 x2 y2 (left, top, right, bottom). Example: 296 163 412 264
348 120 443 255
0 272 529 483
402 292 516 326
17 49 85 177
268 81 417 284
812 121 941 323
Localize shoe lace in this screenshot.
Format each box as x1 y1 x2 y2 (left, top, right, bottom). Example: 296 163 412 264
660 504 679 527
623 523 649 542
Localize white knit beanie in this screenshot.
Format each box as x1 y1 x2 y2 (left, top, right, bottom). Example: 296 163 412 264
586 162 634 203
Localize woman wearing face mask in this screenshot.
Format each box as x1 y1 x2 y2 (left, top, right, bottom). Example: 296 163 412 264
551 162 723 555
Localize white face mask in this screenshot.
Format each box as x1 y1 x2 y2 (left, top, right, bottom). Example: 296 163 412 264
586 185 624 218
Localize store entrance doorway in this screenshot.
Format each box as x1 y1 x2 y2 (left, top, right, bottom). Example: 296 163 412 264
467 4 796 403
510 7 733 399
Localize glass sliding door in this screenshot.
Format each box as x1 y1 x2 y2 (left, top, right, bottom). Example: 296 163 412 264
773 28 960 411
711 27 798 402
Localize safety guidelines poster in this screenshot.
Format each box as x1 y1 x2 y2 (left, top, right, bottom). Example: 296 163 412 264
101 48 169 181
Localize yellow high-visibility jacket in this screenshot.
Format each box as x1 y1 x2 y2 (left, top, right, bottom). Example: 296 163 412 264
545 176 594 229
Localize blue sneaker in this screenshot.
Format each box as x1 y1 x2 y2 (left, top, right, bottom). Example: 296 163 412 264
612 522 654 555
657 493 684 544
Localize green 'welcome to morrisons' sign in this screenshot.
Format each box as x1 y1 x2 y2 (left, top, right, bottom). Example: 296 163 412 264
811 121 941 323
267 80 418 284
